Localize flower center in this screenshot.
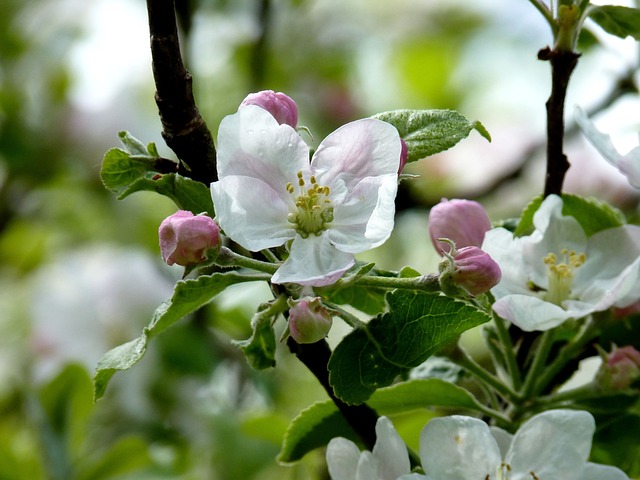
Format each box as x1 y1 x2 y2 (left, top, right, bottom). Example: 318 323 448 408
286 171 334 238
543 248 586 306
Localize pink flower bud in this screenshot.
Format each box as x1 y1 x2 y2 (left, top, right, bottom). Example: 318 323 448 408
158 211 220 266
597 346 640 390
288 297 332 344
429 199 492 255
240 90 298 128
398 138 408 174
450 246 502 296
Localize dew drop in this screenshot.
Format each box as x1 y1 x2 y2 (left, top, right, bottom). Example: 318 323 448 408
260 129 266 135
247 129 254 135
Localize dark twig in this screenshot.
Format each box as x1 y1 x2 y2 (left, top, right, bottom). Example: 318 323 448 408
539 47 580 197
250 0 272 90
287 338 379 450
146 0 217 184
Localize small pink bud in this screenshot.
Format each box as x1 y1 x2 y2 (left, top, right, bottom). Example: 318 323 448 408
158 211 220 266
288 297 332 344
447 246 501 296
429 199 492 255
597 346 640 390
240 90 298 128
398 138 408 174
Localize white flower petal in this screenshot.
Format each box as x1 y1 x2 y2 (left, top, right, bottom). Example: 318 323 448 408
372 417 411 479
575 105 640 188
216 105 310 194
272 233 355 286
355 451 379 480
327 437 362 480
489 426 513 459
507 409 594 480
329 174 397 253
419 416 500 480
311 118 401 194
482 228 531 298
211 176 294 251
493 294 576 331
581 463 630 480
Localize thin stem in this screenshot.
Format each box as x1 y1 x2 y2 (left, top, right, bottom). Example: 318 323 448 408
451 345 519 402
260 248 280 264
323 301 367 329
528 0 557 34
520 330 554 399
534 318 598 394
216 247 278 274
351 273 441 292
492 312 523 391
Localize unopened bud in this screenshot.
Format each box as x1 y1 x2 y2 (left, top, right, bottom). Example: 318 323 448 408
429 199 492 255
439 245 501 296
398 138 408 174
596 346 640 390
159 210 220 266
288 297 332 344
240 90 298 128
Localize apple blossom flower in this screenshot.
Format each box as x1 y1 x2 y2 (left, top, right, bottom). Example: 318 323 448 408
159 210 220 266
210 104 401 286
240 90 298 128
482 194 640 331
575 106 640 188
288 296 332 343
415 409 629 480
326 416 411 480
429 199 492 254
445 245 502 296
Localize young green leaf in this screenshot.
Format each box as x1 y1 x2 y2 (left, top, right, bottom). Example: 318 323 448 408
589 5 640 41
373 109 491 163
233 309 278 370
328 290 490 405
94 271 269 400
278 378 484 463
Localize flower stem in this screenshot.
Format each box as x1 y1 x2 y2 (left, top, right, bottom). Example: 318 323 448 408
450 345 519 402
492 312 523 391
260 248 280 263
323 301 367 329
520 329 555 399
352 273 441 292
215 246 279 274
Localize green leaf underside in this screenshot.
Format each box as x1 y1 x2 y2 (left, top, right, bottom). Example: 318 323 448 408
94 272 266 400
328 290 490 405
589 5 640 41
327 286 387 316
278 378 482 463
234 311 277 370
514 194 625 237
101 133 214 215
373 109 491 163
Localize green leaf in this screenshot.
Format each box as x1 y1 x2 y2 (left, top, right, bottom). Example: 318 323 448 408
278 378 483 463
373 109 491 163
326 286 386 316
514 194 625 237
234 309 277 370
101 132 214 216
77 437 151 480
94 271 267 400
328 290 490 404
589 5 640 41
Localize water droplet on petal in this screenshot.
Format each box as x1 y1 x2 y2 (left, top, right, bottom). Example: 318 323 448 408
247 129 254 135
260 129 266 135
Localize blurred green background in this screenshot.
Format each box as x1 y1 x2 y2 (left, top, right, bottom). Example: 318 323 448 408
1 0 638 478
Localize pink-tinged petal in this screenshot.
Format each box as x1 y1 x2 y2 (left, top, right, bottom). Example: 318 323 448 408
326 437 361 480
272 233 354 286
419 416 500 480
216 105 309 194
329 174 397 253
372 417 411 479
211 176 295 251
493 294 576 331
311 118 401 194
507 410 594 480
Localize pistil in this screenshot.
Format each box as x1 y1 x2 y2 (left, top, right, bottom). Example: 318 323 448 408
543 248 586 306
286 171 334 238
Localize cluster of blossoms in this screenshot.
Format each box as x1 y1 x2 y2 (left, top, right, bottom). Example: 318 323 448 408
326 411 630 480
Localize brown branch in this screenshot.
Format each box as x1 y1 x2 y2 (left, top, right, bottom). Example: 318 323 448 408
287 337 379 450
538 47 580 197
146 0 217 184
